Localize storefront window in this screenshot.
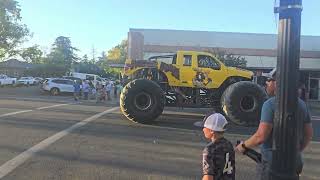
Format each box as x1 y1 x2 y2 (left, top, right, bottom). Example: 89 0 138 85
309 78 320 101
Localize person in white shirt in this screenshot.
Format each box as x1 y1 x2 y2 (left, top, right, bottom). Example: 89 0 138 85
106 82 112 101
82 80 90 100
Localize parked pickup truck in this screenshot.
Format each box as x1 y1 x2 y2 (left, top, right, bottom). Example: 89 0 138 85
0 74 17 86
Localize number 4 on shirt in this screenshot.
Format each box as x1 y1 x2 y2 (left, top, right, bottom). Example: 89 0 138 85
223 153 233 174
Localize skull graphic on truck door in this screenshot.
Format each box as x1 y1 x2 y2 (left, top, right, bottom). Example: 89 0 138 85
192 55 222 88
192 68 212 88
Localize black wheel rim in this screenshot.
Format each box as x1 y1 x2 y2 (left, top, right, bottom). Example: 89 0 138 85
240 95 255 112
134 92 152 111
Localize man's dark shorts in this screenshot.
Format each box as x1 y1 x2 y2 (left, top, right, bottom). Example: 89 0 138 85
256 153 303 180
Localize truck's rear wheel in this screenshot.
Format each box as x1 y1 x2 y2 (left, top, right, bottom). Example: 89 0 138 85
221 81 267 126
120 79 165 123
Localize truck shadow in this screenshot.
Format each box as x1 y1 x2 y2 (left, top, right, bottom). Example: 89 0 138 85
152 111 257 136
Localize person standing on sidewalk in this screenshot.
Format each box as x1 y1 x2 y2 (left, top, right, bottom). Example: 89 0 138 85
116 82 123 96
73 80 81 101
88 80 96 99
113 81 118 98
82 80 90 100
95 82 101 103
298 83 307 102
106 81 112 101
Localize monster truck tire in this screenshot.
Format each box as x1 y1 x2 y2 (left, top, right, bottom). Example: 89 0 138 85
120 79 165 124
221 81 267 126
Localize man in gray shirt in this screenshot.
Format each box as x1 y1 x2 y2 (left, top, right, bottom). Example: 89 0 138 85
235 71 313 180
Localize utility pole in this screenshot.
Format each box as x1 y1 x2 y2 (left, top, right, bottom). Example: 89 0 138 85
271 0 302 180
91 45 96 63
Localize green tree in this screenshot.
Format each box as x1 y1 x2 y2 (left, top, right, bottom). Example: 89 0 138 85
107 40 127 63
92 54 119 78
98 51 106 62
71 54 107 77
82 54 89 63
47 36 78 70
74 62 106 76
104 66 121 78
205 48 247 68
0 0 30 60
21 45 43 64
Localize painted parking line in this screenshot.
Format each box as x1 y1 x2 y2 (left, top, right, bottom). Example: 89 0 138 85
36 103 70 110
0 103 71 118
0 107 119 179
0 96 73 104
0 110 33 118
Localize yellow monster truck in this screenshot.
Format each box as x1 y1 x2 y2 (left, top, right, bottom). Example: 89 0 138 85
120 51 267 126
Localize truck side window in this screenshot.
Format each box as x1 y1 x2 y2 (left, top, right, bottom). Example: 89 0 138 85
172 54 177 64
197 55 220 70
183 55 192 66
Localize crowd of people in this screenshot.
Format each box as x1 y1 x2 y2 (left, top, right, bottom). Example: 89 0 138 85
73 79 123 103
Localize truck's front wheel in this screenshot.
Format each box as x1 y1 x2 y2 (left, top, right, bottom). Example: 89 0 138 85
120 79 165 123
221 81 267 126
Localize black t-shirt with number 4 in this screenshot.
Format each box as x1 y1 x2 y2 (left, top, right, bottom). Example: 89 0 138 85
202 137 235 180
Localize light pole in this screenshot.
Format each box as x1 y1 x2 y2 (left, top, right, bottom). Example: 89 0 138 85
271 0 302 179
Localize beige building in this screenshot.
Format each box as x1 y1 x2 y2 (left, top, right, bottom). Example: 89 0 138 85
127 28 320 101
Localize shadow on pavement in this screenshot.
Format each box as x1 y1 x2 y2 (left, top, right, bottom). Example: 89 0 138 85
152 110 257 136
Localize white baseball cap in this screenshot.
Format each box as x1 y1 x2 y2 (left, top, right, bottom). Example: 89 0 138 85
194 113 228 132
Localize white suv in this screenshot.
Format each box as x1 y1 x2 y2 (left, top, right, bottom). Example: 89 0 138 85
18 77 37 85
42 78 75 95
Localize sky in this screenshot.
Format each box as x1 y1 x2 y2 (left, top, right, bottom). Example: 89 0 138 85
18 0 320 57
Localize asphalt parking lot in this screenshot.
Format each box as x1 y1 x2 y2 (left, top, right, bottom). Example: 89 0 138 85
0 86 319 180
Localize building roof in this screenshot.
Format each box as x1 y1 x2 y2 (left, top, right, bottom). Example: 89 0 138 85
130 28 320 51
0 59 34 69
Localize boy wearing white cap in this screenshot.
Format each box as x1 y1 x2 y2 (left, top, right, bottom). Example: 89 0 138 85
196 113 235 180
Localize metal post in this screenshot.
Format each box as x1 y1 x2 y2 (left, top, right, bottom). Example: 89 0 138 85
271 0 302 179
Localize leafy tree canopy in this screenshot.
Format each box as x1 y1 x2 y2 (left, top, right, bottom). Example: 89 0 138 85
0 0 30 60
21 45 43 64
205 48 247 68
47 36 78 69
107 40 127 63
